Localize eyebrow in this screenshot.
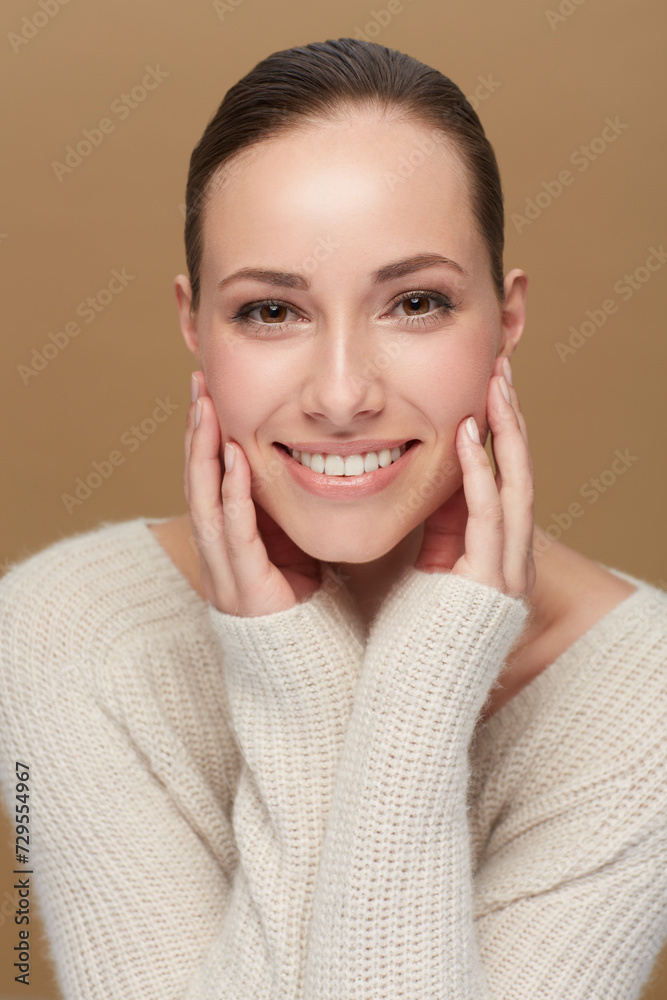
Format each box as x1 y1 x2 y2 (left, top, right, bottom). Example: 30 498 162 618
216 252 469 292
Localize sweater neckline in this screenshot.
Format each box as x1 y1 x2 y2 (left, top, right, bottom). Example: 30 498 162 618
476 564 660 738
136 516 660 733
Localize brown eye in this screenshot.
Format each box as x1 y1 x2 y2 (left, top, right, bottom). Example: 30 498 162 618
386 290 458 330
258 303 289 323
401 295 430 316
230 298 302 335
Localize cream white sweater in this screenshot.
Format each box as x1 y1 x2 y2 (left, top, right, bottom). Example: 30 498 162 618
0 516 665 999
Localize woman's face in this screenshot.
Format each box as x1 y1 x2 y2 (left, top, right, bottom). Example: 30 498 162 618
175 112 527 564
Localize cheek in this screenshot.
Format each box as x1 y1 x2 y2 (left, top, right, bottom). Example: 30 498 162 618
415 344 493 439
200 344 263 436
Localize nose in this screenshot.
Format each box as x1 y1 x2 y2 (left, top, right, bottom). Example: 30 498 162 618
298 319 389 426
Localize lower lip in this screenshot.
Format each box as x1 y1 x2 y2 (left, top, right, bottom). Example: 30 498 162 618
272 441 421 499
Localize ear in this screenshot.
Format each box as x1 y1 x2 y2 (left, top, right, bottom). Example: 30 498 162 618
497 268 528 361
174 274 202 364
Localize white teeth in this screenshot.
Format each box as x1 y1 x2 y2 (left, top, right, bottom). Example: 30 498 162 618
287 443 409 476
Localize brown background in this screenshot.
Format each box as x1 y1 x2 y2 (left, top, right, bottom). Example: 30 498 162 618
1 0 666 996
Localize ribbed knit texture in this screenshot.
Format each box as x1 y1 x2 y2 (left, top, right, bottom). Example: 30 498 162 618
0 516 665 1000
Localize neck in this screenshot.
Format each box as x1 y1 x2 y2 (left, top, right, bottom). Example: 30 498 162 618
323 523 425 628
322 522 566 635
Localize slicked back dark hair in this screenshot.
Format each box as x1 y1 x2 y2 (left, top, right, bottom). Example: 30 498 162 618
184 38 505 312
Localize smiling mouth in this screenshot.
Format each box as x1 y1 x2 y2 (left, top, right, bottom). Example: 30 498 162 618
274 440 420 454
274 439 420 476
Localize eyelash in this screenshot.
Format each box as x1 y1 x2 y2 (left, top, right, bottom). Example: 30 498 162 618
229 289 458 336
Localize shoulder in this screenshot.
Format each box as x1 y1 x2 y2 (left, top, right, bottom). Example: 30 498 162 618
549 542 667 677
470 570 667 908
0 516 206 680
0 517 216 796
147 513 206 600
472 544 667 788
531 529 646 624
530 533 664 672
473 565 667 799
0 517 139 642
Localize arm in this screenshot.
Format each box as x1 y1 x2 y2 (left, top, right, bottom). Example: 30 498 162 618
303 565 529 998
472 589 667 1000
0 562 364 1000
0 563 237 1000
185 580 365 999
304 569 667 1000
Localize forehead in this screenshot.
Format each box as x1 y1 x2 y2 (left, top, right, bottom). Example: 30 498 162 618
201 115 480 272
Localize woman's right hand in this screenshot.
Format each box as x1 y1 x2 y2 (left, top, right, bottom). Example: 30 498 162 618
185 371 323 616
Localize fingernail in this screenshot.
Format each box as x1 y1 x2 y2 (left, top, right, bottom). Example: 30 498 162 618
502 357 513 385
191 372 199 402
194 398 202 428
499 375 511 403
224 442 235 470
465 416 480 443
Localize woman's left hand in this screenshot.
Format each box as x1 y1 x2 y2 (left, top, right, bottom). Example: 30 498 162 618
414 355 536 601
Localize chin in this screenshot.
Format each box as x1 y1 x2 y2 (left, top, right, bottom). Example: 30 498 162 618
282 513 416 565
304 537 389 564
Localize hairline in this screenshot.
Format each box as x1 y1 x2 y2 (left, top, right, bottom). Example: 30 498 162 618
192 104 482 313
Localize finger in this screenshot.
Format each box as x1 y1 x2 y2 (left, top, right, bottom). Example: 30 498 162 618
221 440 276 611
506 383 529 448
184 370 213 502
183 371 201 506
454 414 506 590
499 357 529 447
187 393 235 607
487 374 535 597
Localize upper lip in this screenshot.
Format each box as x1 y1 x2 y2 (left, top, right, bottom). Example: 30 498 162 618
276 439 418 457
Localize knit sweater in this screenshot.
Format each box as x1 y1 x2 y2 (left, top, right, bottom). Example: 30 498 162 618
0 516 665 1000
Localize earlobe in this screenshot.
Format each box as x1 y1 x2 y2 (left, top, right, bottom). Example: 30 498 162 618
174 274 201 363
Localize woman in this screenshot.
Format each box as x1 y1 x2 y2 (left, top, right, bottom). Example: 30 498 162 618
1 38 665 1000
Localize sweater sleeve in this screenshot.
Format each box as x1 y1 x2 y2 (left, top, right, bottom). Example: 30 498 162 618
0 556 365 1000
469 589 667 1000
182 580 366 999
302 565 530 999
